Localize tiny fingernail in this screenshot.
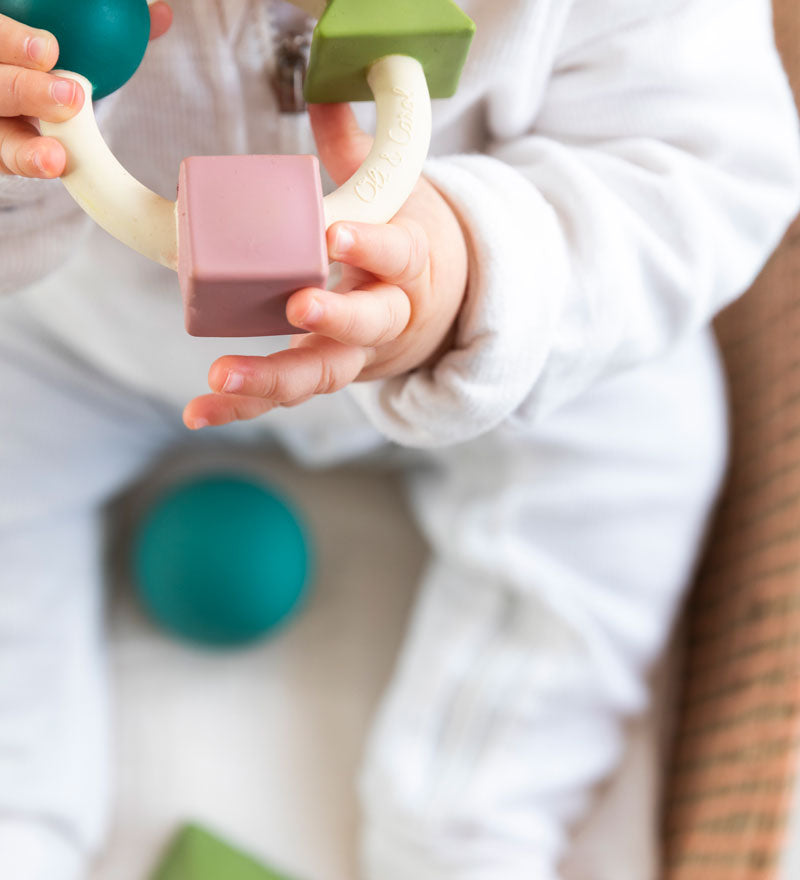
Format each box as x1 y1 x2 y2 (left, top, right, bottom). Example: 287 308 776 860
32 150 48 175
26 36 50 65
222 371 244 393
189 418 210 430
333 226 355 256
300 297 323 326
51 80 76 106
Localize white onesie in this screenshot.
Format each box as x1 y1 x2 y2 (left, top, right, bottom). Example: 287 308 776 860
0 1 798 878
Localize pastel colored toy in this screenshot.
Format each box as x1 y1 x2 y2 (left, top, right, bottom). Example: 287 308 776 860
153 824 296 880
3 0 475 337
132 474 312 648
177 155 327 337
305 0 475 103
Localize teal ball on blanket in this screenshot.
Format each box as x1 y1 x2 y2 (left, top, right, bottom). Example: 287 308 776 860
0 0 151 99
132 474 313 648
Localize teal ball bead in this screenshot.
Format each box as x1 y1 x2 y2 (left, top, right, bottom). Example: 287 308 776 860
132 474 313 648
0 0 151 99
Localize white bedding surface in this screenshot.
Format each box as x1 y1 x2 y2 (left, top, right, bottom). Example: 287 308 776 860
90 451 665 880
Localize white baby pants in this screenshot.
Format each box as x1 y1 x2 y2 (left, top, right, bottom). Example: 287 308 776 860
0 291 728 880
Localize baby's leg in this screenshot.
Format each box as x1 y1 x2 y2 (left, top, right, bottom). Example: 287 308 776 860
360 331 728 880
0 299 181 879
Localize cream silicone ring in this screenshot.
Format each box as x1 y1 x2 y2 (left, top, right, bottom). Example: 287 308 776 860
323 54 432 229
37 14 433 271
40 71 180 269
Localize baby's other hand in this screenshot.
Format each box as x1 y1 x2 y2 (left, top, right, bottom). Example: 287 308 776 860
183 103 469 429
0 2 172 179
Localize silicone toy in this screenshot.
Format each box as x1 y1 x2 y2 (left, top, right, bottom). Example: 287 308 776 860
305 0 476 103
7 0 475 337
177 155 328 337
153 825 296 880
132 474 312 648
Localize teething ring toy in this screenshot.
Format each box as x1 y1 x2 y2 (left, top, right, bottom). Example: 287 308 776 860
0 0 474 337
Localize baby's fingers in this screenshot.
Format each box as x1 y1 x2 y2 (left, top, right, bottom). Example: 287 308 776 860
0 64 84 122
0 14 59 71
0 117 64 176
183 393 276 429
328 220 429 286
308 102 372 187
287 283 410 347
205 337 368 410
149 2 173 41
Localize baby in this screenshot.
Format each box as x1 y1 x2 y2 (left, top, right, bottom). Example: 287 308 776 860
1 1 799 878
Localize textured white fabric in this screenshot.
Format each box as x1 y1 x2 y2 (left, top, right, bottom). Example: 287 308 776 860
0 820 84 880
0 0 796 877
1 0 798 445
359 330 727 879
0 290 726 879
0 301 186 862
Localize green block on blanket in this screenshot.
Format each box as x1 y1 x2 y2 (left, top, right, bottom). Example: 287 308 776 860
152 825 297 880
305 0 475 103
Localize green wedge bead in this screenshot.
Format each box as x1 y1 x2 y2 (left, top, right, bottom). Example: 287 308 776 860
152 825 297 880
305 0 475 103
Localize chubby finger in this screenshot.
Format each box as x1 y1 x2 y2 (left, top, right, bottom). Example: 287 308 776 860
286 283 410 347
0 65 84 122
308 102 372 186
328 220 429 286
183 393 276 429
0 14 59 71
0 118 65 176
208 337 368 402
149 2 173 40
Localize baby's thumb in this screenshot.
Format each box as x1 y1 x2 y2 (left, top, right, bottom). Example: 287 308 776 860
308 103 373 187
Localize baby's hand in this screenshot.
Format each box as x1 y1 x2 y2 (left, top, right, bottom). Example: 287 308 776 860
0 2 172 179
183 103 469 429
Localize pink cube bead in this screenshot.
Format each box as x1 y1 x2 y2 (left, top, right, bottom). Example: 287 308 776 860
177 155 329 337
